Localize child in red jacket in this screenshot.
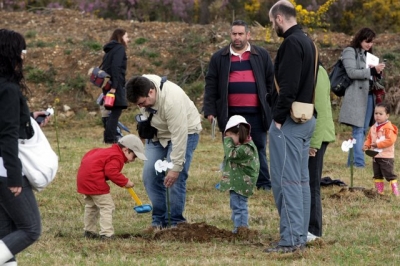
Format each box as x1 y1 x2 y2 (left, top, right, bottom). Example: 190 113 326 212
363 103 399 196
77 134 147 239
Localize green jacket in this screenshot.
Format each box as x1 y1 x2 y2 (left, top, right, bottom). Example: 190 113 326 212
310 65 336 149
219 137 259 197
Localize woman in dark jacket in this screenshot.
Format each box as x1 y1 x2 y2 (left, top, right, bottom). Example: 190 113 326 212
0 29 47 265
102 28 130 143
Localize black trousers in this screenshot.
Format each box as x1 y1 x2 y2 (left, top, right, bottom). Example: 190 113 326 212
308 142 329 237
104 107 123 143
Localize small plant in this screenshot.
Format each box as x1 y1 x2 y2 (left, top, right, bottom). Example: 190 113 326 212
341 138 357 187
135 37 147 45
82 40 102 51
154 159 174 226
65 37 74 44
148 51 160 59
35 40 48 48
65 74 87 91
25 30 37 38
152 60 163 67
26 68 55 84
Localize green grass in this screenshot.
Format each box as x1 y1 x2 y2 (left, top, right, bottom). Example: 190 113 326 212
82 40 103 51
134 37 148 45
13 113 400 265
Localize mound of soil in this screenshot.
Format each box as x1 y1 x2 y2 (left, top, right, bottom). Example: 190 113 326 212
330 187 391 200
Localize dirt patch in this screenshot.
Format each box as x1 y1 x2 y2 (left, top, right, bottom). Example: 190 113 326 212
330 187 391 201
119 222 260 243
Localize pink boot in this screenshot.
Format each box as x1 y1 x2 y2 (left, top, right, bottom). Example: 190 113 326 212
374 179 384 194
390 180 399 196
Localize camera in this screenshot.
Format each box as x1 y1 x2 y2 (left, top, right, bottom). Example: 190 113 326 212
35 108 54 124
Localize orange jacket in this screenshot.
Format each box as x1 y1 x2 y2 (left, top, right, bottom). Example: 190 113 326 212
364 121 398 158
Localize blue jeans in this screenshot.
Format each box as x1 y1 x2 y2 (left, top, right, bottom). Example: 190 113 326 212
142 134 199 227
347 94 374 167
0 176 41 262
230 190 248 233
239 113 271 189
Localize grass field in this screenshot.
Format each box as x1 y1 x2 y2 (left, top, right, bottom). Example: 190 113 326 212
14 112 400 266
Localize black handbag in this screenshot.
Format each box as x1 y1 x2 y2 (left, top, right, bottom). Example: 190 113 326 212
329 48 357 97
136 76 167 139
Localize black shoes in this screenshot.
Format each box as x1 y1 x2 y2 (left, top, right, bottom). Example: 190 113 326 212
84 231 115 240
100 235 115 240
84 231 99 239
257 185 271 191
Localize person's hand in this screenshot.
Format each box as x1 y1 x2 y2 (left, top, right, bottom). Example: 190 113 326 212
373 63 385 74
225 132 239 145
32 111 51 127
125 180 134 188
9 187 22 196
110 88 116 94
164 170 179 188
309 148 317 157
207 115 215 124
371 143 377 149
362 145 368 152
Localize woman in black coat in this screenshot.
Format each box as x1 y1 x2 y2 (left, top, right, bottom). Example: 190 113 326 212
0 28 50 265
102 28 130 143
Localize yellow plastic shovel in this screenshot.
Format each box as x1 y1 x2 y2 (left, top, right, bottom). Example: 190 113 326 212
126 187 152 214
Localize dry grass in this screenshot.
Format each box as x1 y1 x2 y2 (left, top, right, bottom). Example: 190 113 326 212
15 114 400 265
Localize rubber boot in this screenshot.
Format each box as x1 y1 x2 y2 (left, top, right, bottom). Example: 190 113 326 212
390 180 399 196
0 240 14 265
374 179 384 194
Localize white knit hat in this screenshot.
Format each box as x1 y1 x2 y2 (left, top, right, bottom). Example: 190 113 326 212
224 115 251 133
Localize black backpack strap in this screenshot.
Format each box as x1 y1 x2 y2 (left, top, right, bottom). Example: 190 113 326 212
160 76 167 90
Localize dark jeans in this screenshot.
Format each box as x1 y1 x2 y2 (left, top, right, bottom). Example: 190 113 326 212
308 142 329 237
235 113 271 189
0 176 41 260
104 108 123 143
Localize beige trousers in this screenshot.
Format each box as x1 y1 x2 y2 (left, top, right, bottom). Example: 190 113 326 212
83 193 115 237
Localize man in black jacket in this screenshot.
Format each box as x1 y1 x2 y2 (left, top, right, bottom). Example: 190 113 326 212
203 20 274 190
264 0 317 253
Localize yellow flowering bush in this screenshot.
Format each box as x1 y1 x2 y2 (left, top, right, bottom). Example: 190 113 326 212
244 0 261 15
289 0 336 29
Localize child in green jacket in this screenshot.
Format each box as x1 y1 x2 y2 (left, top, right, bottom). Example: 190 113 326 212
218 115 260 233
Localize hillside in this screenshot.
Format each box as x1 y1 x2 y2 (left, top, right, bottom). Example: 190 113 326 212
2 9 399 116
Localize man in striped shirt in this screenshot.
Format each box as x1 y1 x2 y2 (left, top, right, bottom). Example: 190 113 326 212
203 20 274 191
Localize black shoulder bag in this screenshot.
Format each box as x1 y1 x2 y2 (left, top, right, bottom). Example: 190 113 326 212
136 76 167 139
329 47 358 97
